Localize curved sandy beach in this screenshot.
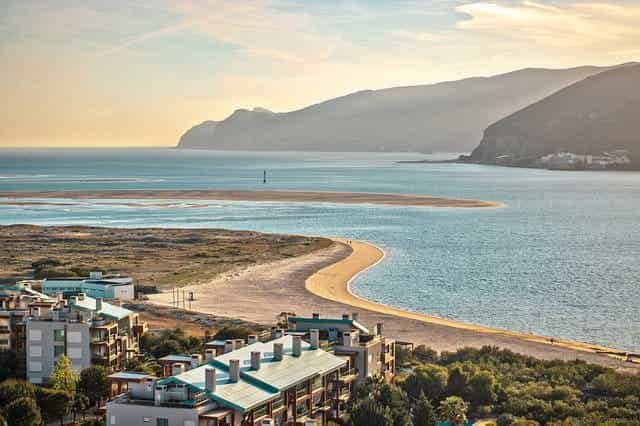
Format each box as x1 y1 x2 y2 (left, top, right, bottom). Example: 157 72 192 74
0 189 501 208
307 239 635 363
149 239 639 372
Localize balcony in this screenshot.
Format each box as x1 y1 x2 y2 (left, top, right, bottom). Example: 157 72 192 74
336 368 357 383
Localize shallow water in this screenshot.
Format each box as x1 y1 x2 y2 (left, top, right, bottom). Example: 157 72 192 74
1 148 639 351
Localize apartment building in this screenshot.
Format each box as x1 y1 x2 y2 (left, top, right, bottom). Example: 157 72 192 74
286 313 395 385
26 293 146 384
43 271 135 300
0 281 59 376
106 334 353 426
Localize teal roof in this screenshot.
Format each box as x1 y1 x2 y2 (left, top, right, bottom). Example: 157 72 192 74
287 316 370 334
161 335 346 413
159 355 193 363
70 296 132 320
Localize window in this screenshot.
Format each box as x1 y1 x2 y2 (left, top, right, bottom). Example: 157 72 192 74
29 330 42 341
54 345 65 358
110 415 116 425
30 345 42 357
29 361 42 372
156 419 169 426
54 329 65 342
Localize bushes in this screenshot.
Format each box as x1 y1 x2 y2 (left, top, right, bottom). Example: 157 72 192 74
3 396 42 426
355 345 640 425
140 328 202 358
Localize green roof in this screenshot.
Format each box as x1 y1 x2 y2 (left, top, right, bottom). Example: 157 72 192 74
161 335 347 413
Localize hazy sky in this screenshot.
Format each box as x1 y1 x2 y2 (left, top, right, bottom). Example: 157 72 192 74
2 0 639 147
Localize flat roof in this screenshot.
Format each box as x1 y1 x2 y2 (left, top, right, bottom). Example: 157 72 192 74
43 277 133 286
158 355 193 363
287 316 370 334
70 296 133 320
108 372 155 381
205 340 227 346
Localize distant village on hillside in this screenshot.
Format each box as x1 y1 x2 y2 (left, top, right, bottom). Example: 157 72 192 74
493 149 632 170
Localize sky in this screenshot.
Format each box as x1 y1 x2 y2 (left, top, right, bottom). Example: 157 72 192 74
1 0 639 147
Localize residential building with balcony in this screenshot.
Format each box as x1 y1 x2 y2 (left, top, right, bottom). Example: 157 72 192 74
26 292 146 384
0 281 59 377
43 271 135 300
286 313 395 385
106 334 351 426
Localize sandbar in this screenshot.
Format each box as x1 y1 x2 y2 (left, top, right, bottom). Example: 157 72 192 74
0 189 501 208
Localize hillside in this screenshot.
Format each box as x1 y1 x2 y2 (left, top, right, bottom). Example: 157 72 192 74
177 65 624 153
471 64 640 166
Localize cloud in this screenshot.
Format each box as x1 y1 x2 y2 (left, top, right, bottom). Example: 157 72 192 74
387 29 443 42
456 1 640 51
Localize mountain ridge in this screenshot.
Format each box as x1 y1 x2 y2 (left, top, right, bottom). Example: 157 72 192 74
470 63 640 166
177 64 631 152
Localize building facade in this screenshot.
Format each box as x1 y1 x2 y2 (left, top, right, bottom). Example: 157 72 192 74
26 293 146 384
43 272 135 300
287 313 395 385
106 334 352 426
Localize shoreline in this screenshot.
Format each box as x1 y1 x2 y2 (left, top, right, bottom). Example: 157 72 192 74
307 239 634 362
148 239 639 371
0 189 502 208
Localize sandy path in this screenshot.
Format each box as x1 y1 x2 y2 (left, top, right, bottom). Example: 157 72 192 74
149 240 639 371
0 189 500 208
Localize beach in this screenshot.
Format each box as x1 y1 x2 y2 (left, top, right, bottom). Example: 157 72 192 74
0 189 501 208
149 239 639 372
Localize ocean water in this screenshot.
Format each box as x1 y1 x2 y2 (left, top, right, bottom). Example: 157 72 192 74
1 148 639 352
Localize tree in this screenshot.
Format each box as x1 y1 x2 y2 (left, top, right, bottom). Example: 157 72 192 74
413 345 438 364
50 354 79 395
412 392 437 426
467 370 498 409
439 396 469 426
213 326 252 341
72 393 90 421
79 365 110 406
38 387 73 426
378 383 410 426
497 413 515 426
0 349 21 380
2 396 42 426
403 364 448 401
446 364 472 398
350 398 393 426
0 379 37 406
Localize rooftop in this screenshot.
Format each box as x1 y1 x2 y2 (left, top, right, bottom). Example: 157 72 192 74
159 335 346 413
44 276 133 286
158 354 193 363
287 315 370 334
70 296 133 320
108 372 155 381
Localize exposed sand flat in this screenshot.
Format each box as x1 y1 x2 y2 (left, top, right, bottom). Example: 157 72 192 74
149 239 639 372
0 189 501 208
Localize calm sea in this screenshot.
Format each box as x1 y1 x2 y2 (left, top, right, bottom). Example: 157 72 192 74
1 148 639 351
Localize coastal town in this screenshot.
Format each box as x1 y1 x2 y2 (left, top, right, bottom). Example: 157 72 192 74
2 235 640 425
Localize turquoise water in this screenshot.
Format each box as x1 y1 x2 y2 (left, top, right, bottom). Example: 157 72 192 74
1 149 639 351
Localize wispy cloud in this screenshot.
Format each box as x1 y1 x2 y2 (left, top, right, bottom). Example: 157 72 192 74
456 1 640 51
387 29 444 42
